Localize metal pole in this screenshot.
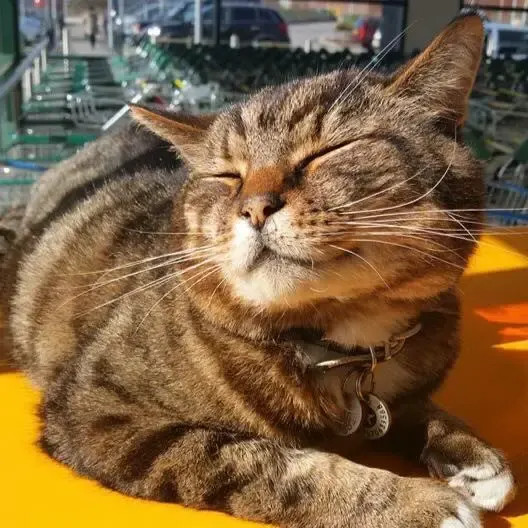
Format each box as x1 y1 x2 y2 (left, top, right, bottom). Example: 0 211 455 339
107 0 114 50
194 0 202 45
62 27 69 55
19 0 25 18
213 0 221 46
118 0 124 20
22 69 32 103
41 47 47 72
32 57 41 86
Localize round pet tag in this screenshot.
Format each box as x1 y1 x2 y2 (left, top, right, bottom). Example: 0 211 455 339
363 393 392 440
341 394 364 436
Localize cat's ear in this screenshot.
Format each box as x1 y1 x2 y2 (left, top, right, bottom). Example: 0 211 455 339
386 13 484 127
129 104 216 164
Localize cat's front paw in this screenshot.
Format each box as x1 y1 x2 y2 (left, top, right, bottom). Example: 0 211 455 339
397 478 481 528
422 433 516 512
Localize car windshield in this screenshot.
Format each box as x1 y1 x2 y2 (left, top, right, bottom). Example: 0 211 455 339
179 5 214 23
166 4 185 19
498 29 528 54
259 9 279 23
232 7 256 22
136 5 160 20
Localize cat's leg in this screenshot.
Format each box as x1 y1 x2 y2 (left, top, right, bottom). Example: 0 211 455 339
39 396 481 527
383 400 516 512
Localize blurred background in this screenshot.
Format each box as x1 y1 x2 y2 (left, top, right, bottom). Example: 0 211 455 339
1 0 528 231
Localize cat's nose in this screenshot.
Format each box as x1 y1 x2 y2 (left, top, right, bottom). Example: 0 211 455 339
240 193 284 229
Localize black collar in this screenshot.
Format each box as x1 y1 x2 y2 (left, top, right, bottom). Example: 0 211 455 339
281 323 422 373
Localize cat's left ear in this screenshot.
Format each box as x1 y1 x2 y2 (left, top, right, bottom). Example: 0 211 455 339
386 13 484 127
129 104 216 165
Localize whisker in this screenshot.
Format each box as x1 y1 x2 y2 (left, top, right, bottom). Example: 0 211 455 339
328 23 415 113
342 207 528 220
328 244 391 289
63 255 221 312
331 221 477 246
341 238 466 270
56 249 223 300
122 228 208 236
61 243 221 277
50 250 221 291
338 211 528 234
72 272 180 318
329 167 428 212
336 226 527 260
331 216 528 237
340 130 458 216
312 227 460 255
207 277 227 308
134 265 222 333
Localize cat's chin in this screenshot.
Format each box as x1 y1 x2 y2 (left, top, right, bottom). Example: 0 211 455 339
226 252 318 307
249 248 314 272
224 245 376 308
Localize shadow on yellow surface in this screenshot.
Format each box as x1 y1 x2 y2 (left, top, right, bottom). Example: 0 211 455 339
437 234 528 527
0 232 526 527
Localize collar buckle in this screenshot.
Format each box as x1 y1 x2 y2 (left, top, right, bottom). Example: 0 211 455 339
313 322 422 372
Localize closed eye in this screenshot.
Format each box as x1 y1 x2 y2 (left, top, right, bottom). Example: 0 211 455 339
215 173 241 179
295 140 356 172
201 174 242 187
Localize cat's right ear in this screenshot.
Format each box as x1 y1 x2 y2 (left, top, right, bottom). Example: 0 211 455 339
386 12 484 128
129 104 216 165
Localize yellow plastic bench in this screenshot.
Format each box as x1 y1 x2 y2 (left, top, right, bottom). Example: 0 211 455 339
1 232 527 527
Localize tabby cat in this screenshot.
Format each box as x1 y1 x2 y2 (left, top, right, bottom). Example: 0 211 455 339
6 13 515 528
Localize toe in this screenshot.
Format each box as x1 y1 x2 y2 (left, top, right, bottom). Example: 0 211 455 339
448 468 516 512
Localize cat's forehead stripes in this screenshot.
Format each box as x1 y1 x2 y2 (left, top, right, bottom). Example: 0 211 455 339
215 73 378 171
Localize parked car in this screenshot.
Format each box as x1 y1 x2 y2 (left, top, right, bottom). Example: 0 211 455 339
350 16 380 52
145 2 289 45
133 0 262 36
484 22 528 60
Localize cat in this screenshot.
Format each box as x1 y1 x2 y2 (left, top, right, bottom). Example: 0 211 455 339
5 12 515 528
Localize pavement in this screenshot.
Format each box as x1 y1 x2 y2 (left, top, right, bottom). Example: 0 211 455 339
65 21 111 57
287 22 365 52
62 18 362 55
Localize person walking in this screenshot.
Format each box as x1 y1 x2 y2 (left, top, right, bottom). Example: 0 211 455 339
84 6 99 48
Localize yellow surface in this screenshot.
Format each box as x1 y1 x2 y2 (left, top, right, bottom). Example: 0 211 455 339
1 233 527 527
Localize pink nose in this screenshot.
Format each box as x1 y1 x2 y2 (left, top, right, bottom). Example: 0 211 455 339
240 193 284 229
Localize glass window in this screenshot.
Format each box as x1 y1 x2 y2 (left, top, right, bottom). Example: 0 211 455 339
181 5 195 24
259 9 279 23
232 7 257 23
202 7 213 23
261 1 406 53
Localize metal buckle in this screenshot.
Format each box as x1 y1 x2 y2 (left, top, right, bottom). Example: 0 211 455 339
314 322 422 371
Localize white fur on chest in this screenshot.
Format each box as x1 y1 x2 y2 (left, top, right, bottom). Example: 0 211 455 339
325 314 414 401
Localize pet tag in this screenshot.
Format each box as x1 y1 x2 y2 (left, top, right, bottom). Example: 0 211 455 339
363 393 392 440
340 394 364 435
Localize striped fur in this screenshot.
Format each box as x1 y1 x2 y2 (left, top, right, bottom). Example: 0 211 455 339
5 14 514 528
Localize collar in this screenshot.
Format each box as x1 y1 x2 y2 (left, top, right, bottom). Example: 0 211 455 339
303 322 422 373
284 322 422 438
